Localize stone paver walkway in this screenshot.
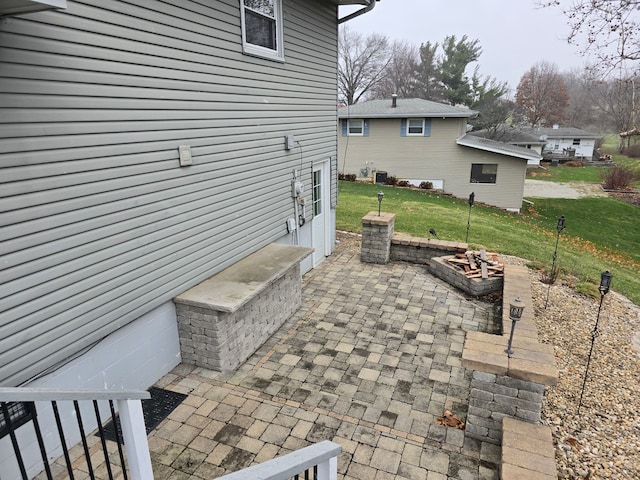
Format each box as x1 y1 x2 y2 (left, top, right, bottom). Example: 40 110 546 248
151 250 502 479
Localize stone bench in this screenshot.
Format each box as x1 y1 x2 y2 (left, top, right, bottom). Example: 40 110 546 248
174 243 313 372
501 417 556 479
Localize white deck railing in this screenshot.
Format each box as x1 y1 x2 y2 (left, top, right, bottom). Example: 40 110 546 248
0 387 152 480
217 440 341 480
1 387 341 480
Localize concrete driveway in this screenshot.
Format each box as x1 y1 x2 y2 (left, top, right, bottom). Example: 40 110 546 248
524 180 606 199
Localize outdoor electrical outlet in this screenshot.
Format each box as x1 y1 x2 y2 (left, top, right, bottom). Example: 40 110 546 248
285 134 295 150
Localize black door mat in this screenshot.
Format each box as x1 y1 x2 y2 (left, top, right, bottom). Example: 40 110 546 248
100 386 187 444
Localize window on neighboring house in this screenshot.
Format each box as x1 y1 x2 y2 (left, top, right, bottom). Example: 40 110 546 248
240 0 284 61
408 119 425 135
348 119 363 135
341 119 369 136
401 118 431 136
470 163 498 184
572 138 580 146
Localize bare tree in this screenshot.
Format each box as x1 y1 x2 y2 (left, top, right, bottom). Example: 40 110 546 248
338 26 392 105
515 61 569 127
370 40 419 99
541 0 640 72
589 72 639 150
561 68 601 130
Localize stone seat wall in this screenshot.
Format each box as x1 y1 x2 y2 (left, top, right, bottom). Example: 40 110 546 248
174 243 312 372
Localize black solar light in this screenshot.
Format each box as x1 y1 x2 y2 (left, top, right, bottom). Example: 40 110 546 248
544 215 566 309
465 192 475 244
429 228 439 239
377 191 384 216
505 297 525 357
578 270 612 414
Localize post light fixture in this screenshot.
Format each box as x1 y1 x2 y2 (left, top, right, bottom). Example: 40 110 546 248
377 191 384 216
505 297 525 357
599 270 612 294
578 270 613 414
465 191 475 243
544 215 566 309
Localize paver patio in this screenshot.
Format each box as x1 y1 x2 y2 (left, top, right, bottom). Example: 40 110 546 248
148 247 503 480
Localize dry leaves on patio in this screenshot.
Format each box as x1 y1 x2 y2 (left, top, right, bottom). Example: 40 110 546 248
436 410 466 429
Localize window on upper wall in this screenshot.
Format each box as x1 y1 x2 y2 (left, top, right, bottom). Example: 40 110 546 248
572 138 580 145
470 163 498 184
401 118 431 137
341 119 369 136
240 0 284 61
408 119 425 135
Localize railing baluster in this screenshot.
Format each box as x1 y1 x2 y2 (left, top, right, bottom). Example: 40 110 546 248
74 400 97 480
109 399 129 480
51 400 75 480
116 399 153 480
93 400 115 480
29 402 54 480
1 402 29 480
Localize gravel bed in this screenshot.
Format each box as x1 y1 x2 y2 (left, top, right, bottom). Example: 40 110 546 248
335 233 640 479
531 271 640 479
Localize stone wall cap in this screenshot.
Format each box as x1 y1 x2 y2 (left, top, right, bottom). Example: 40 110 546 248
362 212 396 225
174 243 312 312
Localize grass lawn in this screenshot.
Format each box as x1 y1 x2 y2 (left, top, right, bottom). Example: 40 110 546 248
337 181 640 305
526 165 604 183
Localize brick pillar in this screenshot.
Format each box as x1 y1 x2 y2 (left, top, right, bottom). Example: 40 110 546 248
361 212 395 264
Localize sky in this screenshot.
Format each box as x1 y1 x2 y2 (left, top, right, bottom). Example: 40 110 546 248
339 0 589 95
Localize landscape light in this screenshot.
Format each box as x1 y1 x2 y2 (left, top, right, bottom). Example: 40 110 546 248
578 270 613 414
505 297 525 357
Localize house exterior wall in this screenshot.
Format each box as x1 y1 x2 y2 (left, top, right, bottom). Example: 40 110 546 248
0 0 339 387
339 118 526 211
0 301 180 480
544 137 596 158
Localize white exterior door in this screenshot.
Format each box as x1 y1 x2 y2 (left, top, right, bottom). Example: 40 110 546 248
311 161 331 267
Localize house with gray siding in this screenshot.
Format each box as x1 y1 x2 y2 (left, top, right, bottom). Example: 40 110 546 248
0 0 376 477
339 96 541 212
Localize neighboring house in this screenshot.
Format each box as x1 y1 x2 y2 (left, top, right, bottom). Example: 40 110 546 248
338 97 540 212
468 127 546 166
0 0 375 476
521 126 601 160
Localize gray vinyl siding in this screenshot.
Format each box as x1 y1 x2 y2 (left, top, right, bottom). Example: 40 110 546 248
0 0 339 386
339 118 526 210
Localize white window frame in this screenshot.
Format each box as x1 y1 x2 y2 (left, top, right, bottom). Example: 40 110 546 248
348 119 364 136
240 0 284 62
407 118 425 136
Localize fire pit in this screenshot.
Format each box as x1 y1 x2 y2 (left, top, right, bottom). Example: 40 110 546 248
428 250 504 297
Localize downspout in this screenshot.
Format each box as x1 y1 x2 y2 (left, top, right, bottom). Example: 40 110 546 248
338 0 377 24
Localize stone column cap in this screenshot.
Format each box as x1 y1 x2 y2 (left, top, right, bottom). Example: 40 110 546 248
362 212 396 225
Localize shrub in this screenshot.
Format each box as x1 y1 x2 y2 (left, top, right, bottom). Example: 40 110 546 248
624 144 640 159
601 166 638 190
338 173 356 181
419 181 434 190
397 180 410 187
564 161 584 167
384 176 398 186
